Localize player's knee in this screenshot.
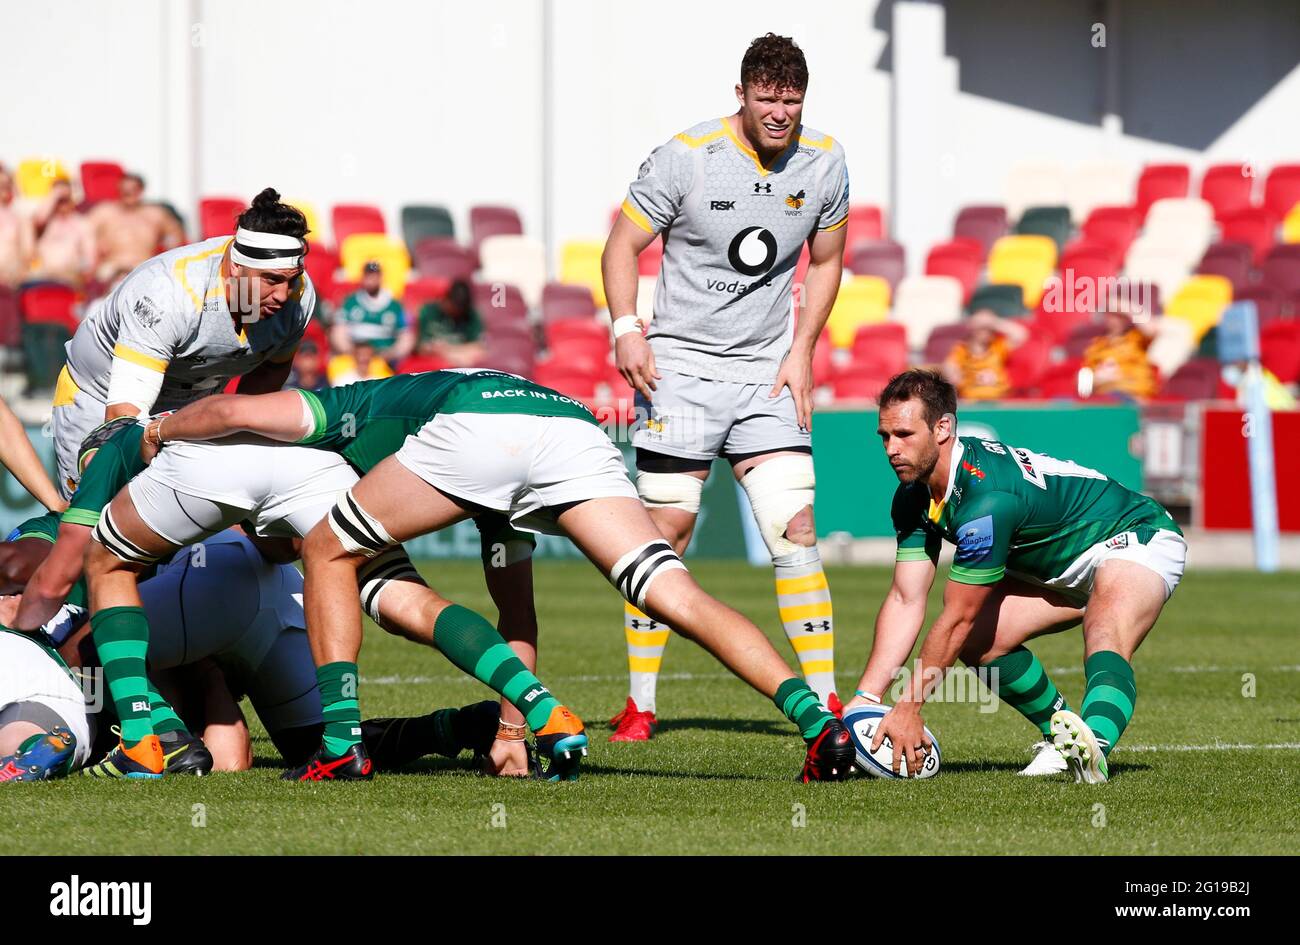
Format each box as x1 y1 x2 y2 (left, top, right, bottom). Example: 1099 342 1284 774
739 454 818 561
302 520 344 562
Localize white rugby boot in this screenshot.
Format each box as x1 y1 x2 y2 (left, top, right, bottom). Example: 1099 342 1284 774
1050 709 1110 783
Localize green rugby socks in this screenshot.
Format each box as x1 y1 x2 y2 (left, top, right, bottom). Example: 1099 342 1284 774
775 677 833 741
979 646 1070 738
90 606 156 746
1081 650 1136 757
433 604 560 730
318 661 362 756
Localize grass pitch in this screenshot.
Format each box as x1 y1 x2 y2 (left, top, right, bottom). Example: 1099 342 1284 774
7 561 1298 855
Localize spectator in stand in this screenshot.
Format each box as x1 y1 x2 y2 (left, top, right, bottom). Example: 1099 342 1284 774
1081 308 1157 401
330 260 414 366
0 168 35 286
415 278 484 368
32 179 95 285
327 341 394 386
87 172 184 281
286 340 329 394
942 309 1027 401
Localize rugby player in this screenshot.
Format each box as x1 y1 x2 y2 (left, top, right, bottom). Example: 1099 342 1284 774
601 33 850 739
844 371 1187 783
147 369 859 782
50 188 314 499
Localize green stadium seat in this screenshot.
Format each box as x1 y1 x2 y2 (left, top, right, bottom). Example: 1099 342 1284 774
22 322 72 394
967 283 1026 317
401 205 456 255
1015 206 1072 251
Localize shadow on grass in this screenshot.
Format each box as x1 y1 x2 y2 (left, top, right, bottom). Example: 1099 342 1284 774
612 717 793 737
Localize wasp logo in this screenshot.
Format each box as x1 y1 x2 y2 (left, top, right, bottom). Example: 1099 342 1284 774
646 417 666 433
785 189 806 210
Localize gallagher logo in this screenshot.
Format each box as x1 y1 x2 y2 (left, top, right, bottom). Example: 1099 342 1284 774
785 189 806 210
726 226 778 276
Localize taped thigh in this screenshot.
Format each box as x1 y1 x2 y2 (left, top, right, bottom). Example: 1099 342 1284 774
739 454 817 560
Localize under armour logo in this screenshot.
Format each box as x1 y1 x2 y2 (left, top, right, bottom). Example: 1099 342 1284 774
803 621 830 633
629 619 659 630
754 181 772 194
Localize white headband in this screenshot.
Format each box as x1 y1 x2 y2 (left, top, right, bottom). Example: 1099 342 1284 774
230 227 305 269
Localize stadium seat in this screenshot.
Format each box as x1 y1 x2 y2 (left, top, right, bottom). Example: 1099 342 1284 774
1143 198 1215 256
1005 161 1068 220
400 277 450 317
0 286 21 358
79 161 125 205
1195 251 1251 295
953 205 1007 254
287 200 323 245
544 319 610 375
842 205 885 265
968 283 1027 318
481 323 538 378
1158 358 1221 401
478 235 547 309
831 365 891 402
338 234 410 296
845 240 906 289
533 362 602 402
1263 164 1300 220
1015 206 1072 252
472 282 529 330
1259 250 1300 296
1059 244 1120 281
1200 163 1255 221
302 244 339 305
924 242 983 301
18 283 79 333
922 322 970 364
1171 274 1233 309
811 330 835 389
826 275 890 347
1261 322 1300 383
1062 321 1107 359
1146 316 1197 379
1164 295 1227 341
15 158 70 198
1218 207 1278 264
637 236 664 277
1081 206 1141 262
400 205 456 255
1066 161 1132 223
891 275 963 350
21 322 71 393
1124 241 1194 303
413 238 476 282
541 282 597 323
848 322 908 375
1035 359 1083 399
470 206 524 253
332 204 386 247
559 241 607 308
988 235 1057 307
1283 203 1300 244
198 197 246 239
1031 289 1095 346
1135 164 1191 221
1232 285 1287 325
1006 332 1052 394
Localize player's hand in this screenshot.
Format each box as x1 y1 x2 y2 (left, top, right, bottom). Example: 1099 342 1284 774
482 737 532 778
140 418 164 465
0 595 21 628
870 702 933 778
616 332 659 400
770 350 815 431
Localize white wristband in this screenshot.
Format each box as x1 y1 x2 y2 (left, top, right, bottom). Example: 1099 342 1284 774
612 315 644 339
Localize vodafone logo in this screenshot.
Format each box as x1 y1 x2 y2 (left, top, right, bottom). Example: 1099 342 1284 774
727 226 778 276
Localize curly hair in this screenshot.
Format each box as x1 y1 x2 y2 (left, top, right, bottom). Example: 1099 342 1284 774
740 33 808 93
236 187 310 241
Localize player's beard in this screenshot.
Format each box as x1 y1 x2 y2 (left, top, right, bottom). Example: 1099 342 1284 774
892 440 939 485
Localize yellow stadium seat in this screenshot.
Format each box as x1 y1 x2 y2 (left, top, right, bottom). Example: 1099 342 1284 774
288 200 324 245
560 240 607 308
1164 296 1225 341
988 235 1057 307
339 233 411 296
1283 203 1300 244
827 275 890 347
1169 274 1233 309
16 158 70 198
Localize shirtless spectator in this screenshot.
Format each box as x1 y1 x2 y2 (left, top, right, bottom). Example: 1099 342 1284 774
0 168 35 286
33 180 95 285
87 173 184 280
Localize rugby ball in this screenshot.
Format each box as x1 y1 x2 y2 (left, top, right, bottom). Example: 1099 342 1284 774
842 704 941 780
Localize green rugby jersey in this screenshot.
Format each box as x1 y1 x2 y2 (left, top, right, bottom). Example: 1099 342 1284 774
295 369 597 475
60 424 146 530
893 436 1182 586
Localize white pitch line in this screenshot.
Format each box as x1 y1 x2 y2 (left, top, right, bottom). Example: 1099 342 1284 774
1047 665 1300 675
1116 742 1300 753
361 671 734 686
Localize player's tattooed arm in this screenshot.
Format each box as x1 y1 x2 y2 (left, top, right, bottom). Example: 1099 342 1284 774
143 390 312 461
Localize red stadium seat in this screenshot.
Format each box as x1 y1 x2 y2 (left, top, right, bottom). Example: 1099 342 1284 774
198 197 246 239
472 282 528 329
332 204 386 246
842 205 885 266
413 238 476 282
18 283 79 333
469 206 524 253
302 243 339 305
924 244 981 301
542 283 597 323
1157 358 1221 401
1196 249 1251 295
80 161 125 205
638 237 664 277
923 322 969 364
1058 246 1119 281
831 365 891 402
811 330 835 388
544 319 610 374
849 322 908 375
1232 285 1287 324
401 277 451 316
1036 359 1083 399
1259 250 1300 296
0 286 21 348
1062 321 1107 359
1200 163 1255 221
1081 206 1140 261
846 240 906 290
953 206 1008 255
481 324 537 378
533 362 602 400
1261 322 1300 383
1006 332 1052 394
1135 164 1190 221
1218 207 1278 264
1263 164 1300 220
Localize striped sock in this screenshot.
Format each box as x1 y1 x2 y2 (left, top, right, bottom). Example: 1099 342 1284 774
434 604 561 730
774 677 833 741
1081 650 1136 757
774 550 836 703
624 602 668 714
979 646 1070 738
145 680 188 736
90 606 155 747
318 661 362 756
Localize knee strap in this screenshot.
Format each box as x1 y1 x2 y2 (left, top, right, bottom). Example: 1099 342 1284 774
327 489 397 558
609 539 688 610
92 505 162 566
357 548 426 624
